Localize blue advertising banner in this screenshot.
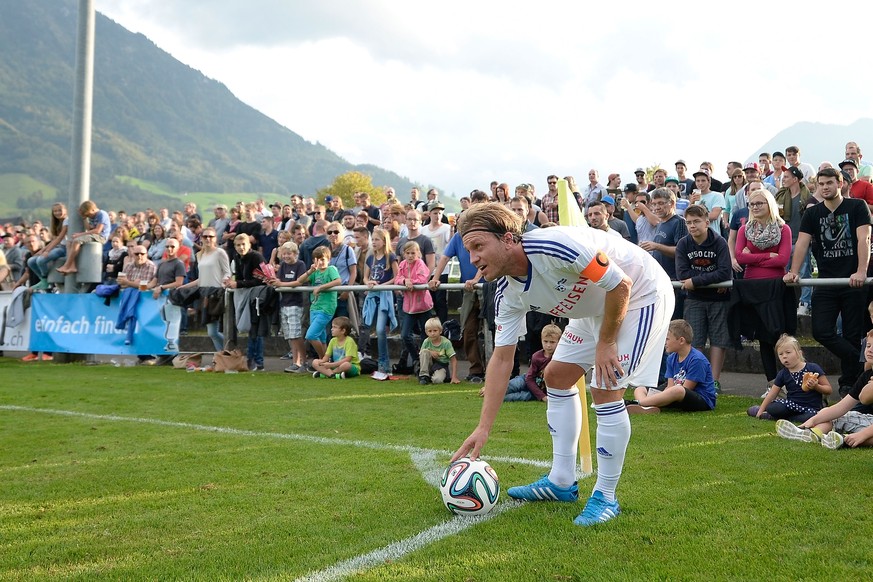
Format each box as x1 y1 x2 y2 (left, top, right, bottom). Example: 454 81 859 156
29 292 174 355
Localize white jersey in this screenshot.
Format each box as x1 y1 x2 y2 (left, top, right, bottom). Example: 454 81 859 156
493 226 670 347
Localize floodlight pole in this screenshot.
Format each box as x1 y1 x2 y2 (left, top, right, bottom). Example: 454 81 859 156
58 0 95 363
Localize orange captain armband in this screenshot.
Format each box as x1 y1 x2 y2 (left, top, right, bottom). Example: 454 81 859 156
581 250 610 282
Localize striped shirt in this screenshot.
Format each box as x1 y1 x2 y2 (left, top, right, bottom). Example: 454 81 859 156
493 227 668 347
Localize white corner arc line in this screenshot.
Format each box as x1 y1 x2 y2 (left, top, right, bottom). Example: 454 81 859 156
0 405 550 469
294 501 524 582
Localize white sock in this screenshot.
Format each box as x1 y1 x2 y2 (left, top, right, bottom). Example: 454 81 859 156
592 400 630 502
545 386 581 488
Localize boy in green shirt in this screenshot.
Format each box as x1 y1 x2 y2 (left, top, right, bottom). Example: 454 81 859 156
312 316 360 379
418 317 460 385
292 245 341 359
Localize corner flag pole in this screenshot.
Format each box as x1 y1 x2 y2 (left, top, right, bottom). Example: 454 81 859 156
556 180 593 477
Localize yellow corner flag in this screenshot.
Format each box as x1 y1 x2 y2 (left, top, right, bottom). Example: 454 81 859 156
556 179 593 477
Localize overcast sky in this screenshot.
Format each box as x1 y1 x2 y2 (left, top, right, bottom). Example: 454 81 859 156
98 0 873 197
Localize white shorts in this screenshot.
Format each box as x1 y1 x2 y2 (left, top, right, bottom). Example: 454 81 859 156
552 288 674 391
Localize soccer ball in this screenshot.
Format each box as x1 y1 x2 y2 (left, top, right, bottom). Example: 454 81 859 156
439 458 499 516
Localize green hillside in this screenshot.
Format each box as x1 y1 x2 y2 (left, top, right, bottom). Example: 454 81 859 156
0 0 424 219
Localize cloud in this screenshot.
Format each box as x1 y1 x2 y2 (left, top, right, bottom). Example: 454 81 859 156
97 0 873 195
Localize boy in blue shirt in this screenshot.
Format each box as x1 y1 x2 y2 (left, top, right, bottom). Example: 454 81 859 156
627 319 717 413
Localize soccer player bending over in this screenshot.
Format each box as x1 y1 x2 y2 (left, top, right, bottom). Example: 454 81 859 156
451 203 673 526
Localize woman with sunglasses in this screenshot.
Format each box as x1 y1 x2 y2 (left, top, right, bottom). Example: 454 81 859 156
176 228 231 351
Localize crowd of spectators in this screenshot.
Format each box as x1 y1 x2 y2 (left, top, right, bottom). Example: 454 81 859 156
3 141 873 407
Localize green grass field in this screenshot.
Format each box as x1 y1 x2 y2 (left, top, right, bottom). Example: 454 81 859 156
1 359 871 581
115 175 285 213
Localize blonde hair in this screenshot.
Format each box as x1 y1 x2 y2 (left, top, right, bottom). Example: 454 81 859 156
668 319 693 344
425 317 442 331
541 324 562 341
371 227 393 254
746 189 784 228
774 334 804 361
402 240 421 257
281 241 299 253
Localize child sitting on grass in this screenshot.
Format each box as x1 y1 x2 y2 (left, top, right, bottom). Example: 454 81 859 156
627 319 717 414
311 316 360 379
489 323 561 402
749 334 830 422
418 317 460 385
776 329 873 449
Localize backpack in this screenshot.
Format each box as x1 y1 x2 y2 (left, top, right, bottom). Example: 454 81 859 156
359 356 378 374
442 319 462 342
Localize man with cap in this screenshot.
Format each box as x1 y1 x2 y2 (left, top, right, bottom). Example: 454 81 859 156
699 162 723 193
845 141 873 182
633 168 649 193
839 159 873 213
734 162 778 211
324 196 341 223
674 160 695 198
602 193 631 240
689 169 725 236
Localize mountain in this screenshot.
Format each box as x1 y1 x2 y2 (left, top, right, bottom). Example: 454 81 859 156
0 0 421 215
748 118 873 167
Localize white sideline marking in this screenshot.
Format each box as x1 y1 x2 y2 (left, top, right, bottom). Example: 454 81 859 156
294 501 524 582
0 405 551 469
0 405 550 580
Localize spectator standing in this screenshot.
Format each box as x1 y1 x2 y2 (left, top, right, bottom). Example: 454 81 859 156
293 246 341 359
224 234 267 371
270 242 307 372
640 188 687 319
393 241 434 365
688 169 725 237
177 227 231 351
784 168 872 395
149 238 186 352
676 204 733 392
362 227 399 373
326 222 357 320
734 189 793 385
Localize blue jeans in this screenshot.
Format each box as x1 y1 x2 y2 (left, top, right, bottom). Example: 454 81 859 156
247 336 264 367
28 246 67 279
402 310 432 359
373 300 391 372
206 321 224 351
504 375 535 402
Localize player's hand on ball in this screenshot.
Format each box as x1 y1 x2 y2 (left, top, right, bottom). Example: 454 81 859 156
451 427 488 463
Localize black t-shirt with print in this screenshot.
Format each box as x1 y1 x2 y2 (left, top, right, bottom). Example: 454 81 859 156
799 198 871 278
